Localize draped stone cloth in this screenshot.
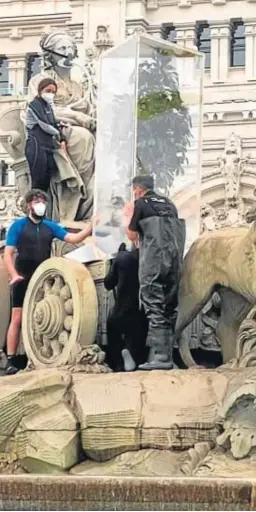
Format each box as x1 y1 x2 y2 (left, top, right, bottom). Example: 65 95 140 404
27 72 95 222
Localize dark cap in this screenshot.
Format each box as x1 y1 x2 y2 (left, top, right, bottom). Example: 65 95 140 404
132 175 154 190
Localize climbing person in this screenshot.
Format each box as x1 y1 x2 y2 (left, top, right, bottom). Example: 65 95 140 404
104 243 148 372
126 175 185 370
25 77 66 192
3 188 94 375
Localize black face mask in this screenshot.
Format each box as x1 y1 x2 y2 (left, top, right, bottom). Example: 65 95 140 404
41 46 74 69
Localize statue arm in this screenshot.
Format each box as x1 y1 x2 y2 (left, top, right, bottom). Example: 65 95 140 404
54 106 93 129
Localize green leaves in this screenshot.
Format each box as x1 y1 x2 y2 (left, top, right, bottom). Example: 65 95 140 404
108 47 193 196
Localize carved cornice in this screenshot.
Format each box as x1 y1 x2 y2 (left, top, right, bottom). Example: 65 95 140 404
0 14 70 27
147 0 159 8
0 13 71 39
126 18 150 36
210 20 231 38
66 23 84 43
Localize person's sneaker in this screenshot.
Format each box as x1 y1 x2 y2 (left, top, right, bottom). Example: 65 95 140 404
121 349 136 372
5 364 19 375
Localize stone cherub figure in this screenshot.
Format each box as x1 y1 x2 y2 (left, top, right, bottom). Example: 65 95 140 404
27 28 96 222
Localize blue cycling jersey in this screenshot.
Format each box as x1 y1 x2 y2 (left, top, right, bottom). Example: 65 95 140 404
6 217 68 277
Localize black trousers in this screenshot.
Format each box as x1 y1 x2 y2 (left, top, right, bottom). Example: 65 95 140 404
106 310 148 371
25 136 57 192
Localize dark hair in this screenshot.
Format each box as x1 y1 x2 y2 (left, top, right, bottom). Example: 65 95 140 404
132 175 154 190
37 78 57 95
25 189 49 204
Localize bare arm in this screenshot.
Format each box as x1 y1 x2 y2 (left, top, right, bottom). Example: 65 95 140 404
3 247 24 284
126 228 138 242
64 222 93 245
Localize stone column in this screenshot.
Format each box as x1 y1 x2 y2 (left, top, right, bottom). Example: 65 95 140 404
210 21 230 83
175 23 197 50
8 54 26 95
148 24 165 39
244 19 256 81
125 0 149 36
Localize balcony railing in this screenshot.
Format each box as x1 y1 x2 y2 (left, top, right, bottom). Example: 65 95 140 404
0 87 28 97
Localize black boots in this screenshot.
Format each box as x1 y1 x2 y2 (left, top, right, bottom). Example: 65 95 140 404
139 328 173 370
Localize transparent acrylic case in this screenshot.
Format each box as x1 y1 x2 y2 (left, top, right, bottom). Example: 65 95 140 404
94 34 204 255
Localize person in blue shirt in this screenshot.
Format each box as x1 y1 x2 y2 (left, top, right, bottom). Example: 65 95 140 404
3 188 93 375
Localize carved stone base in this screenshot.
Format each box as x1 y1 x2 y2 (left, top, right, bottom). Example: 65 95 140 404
0 367 254 479
22 257 98 368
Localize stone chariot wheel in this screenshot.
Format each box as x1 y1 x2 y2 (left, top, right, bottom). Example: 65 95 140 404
22 257 98 368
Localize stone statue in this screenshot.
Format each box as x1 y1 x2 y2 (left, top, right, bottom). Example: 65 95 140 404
175 223 256 367
200 204 216 232
217 133 248 208
27 28 96 222
0 28 97 223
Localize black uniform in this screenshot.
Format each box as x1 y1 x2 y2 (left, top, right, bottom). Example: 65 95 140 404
129 190 185 368
104 248 148 371
6 217 68 308
25 97 61 192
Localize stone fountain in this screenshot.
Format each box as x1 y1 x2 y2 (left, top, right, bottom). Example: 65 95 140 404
0 30 255 512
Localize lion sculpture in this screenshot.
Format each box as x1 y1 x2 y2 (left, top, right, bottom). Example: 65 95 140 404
176 223 256 366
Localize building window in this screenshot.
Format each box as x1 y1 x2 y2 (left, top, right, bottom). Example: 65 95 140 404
197 24 211 69
167 25 177 43
27 54 41 84
0 57 9 95
230 21 245 67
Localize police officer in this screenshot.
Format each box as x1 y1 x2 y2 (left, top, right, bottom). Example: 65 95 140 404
104 244 148 372
3 188 93 375
127 175 185 370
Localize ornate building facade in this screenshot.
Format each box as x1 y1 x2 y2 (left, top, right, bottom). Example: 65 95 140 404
0 0 255 229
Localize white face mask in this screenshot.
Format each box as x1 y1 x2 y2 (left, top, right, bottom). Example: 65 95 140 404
32 202 46 217
41 92 55 105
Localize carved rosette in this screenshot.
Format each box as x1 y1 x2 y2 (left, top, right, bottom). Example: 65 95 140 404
22 257 98 368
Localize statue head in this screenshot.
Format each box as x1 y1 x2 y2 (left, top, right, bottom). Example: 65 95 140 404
201 203 213 218
225 133 241 156
40 28 78 70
